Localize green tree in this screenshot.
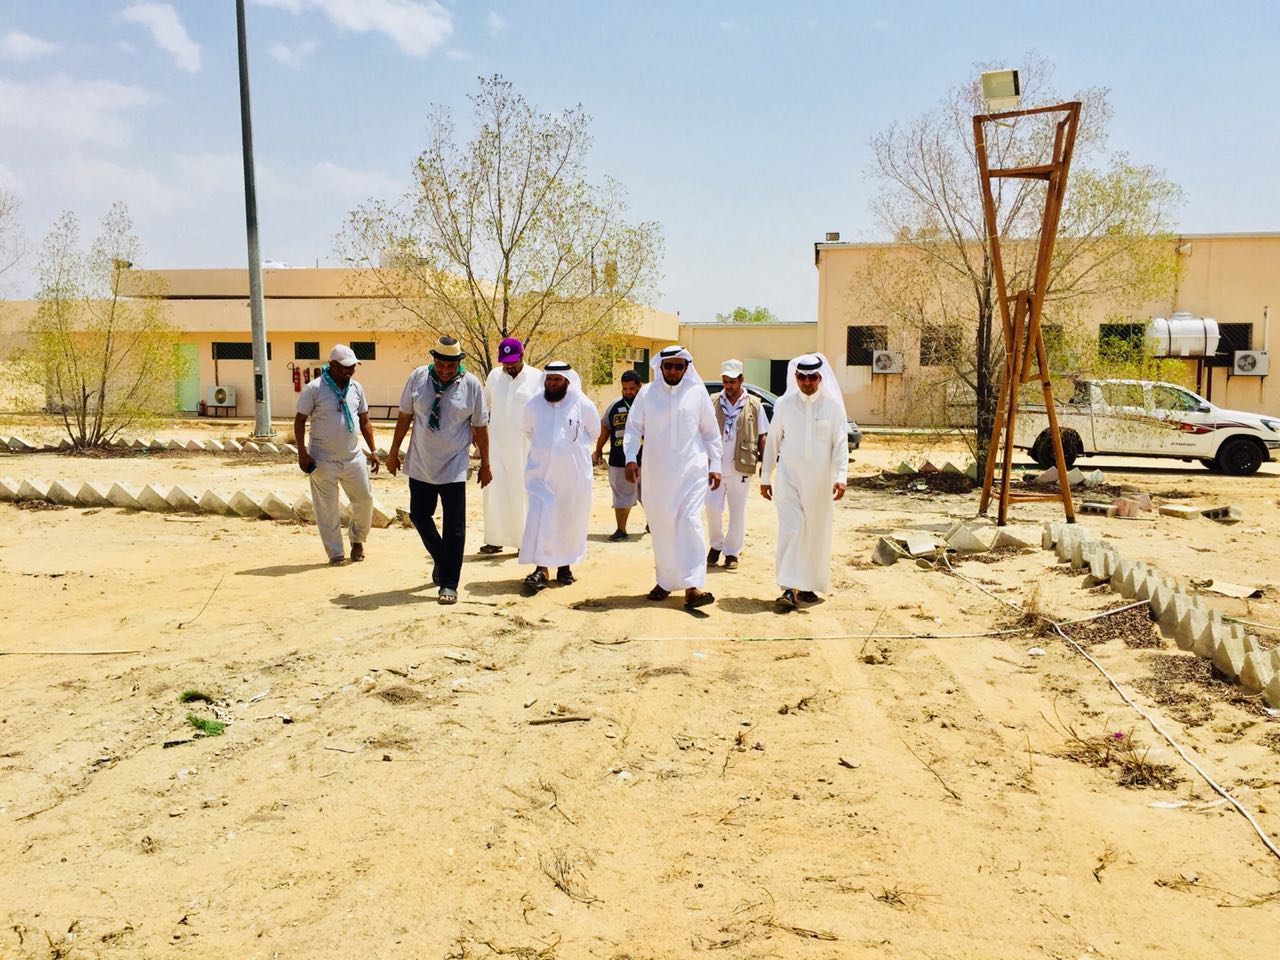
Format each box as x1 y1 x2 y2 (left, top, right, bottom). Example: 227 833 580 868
856 54 1182 469
17 204 182 448
715 305 779 324
338 75 663 374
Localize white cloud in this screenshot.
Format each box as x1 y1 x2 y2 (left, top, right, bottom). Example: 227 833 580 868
252 0 452 57
444 48 470 61
0 162 23 196
121 3 202 73
1 30 57 62
268 39 319 69
487 11 508 33
0 75 152 149
310 161 401 200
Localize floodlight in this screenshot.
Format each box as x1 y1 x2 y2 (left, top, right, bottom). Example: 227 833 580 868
981 69 1021 112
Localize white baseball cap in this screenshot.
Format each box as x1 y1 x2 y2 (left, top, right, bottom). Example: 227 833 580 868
329 344 360 367
721 359 744 377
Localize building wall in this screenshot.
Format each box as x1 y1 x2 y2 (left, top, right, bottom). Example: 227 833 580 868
680 321 816 393
815 233 1280 423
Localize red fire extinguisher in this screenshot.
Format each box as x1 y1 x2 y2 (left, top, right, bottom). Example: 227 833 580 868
289 362 302 392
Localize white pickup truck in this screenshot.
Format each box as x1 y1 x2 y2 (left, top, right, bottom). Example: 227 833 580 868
1014 378 1280 475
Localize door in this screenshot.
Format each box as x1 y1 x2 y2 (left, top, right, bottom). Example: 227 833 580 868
175 343 199 412
1095 381 1161 453
769 359 789 395
633 347 650 383
1150 383 1213 456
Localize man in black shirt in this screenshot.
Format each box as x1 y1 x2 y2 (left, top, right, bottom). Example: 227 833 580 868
593 369 643 540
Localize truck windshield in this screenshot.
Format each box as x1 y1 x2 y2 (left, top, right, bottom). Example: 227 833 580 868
1151 385 1199 412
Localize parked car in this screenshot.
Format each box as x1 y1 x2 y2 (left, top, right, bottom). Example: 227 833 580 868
703 380 861 449
1014 378 1280 475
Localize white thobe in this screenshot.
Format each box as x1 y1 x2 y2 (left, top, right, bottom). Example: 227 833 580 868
518 391 599 568
483 364 542 545
761 391 848 592
623 380 722 590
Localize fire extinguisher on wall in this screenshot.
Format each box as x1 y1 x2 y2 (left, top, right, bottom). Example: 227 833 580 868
289 362 302 392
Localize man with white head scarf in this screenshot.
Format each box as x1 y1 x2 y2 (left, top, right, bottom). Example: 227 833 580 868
760 353 848 609
623 345 722 610
518 361 599 592
481 337 541 554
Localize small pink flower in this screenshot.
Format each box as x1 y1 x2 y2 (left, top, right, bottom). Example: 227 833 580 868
1112 731 1126 740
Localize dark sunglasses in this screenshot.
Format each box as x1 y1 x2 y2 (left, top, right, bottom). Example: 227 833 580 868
660 361 688 370
796 372 821 381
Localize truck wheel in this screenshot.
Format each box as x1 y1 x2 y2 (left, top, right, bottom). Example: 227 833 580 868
1198 458 1219 472
1215 437 1263 475
1030 430 1081 469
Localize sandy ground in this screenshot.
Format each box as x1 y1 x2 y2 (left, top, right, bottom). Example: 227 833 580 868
2 416 1280 959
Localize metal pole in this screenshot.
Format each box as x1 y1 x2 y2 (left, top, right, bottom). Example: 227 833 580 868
236 0 272 437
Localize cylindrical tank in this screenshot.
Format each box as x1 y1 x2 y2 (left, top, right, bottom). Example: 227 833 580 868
1146 313 1220 357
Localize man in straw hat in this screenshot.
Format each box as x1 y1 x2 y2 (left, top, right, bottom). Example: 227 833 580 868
480 336 540 555
387 335 491 604
293 343 380 564
623 345 722 610
760 353 848 610
517 361 598 593
706 358 768 571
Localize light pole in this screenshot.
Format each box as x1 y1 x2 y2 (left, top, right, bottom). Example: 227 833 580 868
235 0 272 437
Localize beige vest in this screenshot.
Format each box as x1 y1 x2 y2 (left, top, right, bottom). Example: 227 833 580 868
714 393 763 474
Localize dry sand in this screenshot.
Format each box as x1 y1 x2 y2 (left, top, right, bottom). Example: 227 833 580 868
2 419 1279 958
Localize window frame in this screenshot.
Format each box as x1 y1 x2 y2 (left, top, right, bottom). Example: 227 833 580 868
351 341 377 362
212 341 271 361
846 325 888 367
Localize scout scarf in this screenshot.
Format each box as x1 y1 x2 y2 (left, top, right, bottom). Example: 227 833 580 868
718 390 745 443
322 367 355 432
427 362 466 431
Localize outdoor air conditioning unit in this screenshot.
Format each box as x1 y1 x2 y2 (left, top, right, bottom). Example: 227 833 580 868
1233 351 1269 376
207 385 237 407
871 350 904 374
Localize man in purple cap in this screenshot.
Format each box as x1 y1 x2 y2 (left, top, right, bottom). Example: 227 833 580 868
481 336 541 555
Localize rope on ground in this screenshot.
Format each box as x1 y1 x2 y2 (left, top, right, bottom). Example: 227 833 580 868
1225 615 1280 634
940 554 1280 863
626 627 1037 644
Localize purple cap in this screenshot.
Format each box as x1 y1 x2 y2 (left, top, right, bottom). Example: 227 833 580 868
498 337 523 362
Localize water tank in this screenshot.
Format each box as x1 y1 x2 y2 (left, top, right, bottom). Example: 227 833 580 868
1146 313 1219 358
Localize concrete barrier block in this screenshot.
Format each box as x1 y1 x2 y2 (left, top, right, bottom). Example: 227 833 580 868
198 489 233 515
107 482 142 510
1158 591 1192 636
1035 466 1059 485
184 439 203 452
1082 469 1106 487
1135 573 1163 603
224 439 243 453
1159 504 1201 520
292 492 316 524
872 536 909 565
145 438 165 451
1264 673 1280 709
165 485 202 513
7 436 35 452
1079 500 1116 516
129 438 148 450
1147 582 1175 620
964 461 979 480
137 483 174 512
1110 556 1134 589
0 477 20 502
948 526 996 555
228 491 266 519
893 461 915 474
906 533 940 557
76 482 111 507
1120 563 1147 599
203 439 226 452
375 446 389 458
1066 467 1087 487
46 481 79 506
260 491 296 522
282 443 298 456
162 439 183 450
1212 633 1247 679
370 499 393 529
1201 504 1243 524
242 441 261 454
1238 651 1275 694
918 460 938 473
1041 522 1056 549
1176 606 1208 652
993 527 1034 550
16 479 50 502
941 461 962 475
1070 538 1089 570
260 442 281 455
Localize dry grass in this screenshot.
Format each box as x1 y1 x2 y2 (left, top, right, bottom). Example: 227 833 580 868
1047 705 1181 790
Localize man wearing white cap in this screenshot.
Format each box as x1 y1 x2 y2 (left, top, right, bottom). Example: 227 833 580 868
760 353 848 609
706 359 768 570
623 345 722 610
294 344 380 564
517 361 599 592
481 336 541 555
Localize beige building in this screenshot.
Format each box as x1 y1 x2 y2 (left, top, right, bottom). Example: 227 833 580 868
679 321 816 394
814 232 1280 424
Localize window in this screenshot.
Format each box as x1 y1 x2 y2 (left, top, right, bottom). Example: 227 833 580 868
846 325 888 366
1099 382 1143 407
212 341 271 360
294 341 319 360
1208 323 1252 367
1152 385 1200 412
920 326 962 366
1097 322 1145 360
351 341 376 361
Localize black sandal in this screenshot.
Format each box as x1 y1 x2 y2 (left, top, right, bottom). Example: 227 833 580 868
523 570 548 594
479 544 503 555
777 589 798 610
647 585 670 601
556 566 575 585
684 591 715 610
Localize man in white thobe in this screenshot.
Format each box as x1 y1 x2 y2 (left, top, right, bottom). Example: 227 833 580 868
481 336 541 554
760 353 848 609
623 345 722 610
518 362 599 592
706 359 768 571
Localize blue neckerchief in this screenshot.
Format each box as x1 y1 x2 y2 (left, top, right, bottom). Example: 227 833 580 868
322 367 355 432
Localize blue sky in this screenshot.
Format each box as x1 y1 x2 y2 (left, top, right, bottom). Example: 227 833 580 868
1 1 1277 322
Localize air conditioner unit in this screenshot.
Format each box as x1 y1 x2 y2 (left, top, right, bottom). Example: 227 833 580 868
871 350 904 374
1233 351 1268 376
207 385 237 407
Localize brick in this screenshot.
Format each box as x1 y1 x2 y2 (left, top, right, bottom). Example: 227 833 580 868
1082 469 1106 487
918 460 938 473
1201 504 1243 524
1079 501 1116 516
1159 504 1201 520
